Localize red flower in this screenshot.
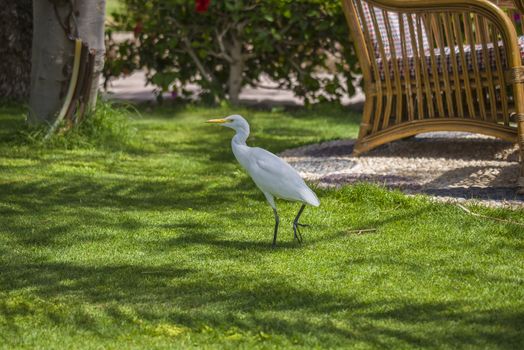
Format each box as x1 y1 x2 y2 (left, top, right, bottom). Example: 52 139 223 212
133 20 143 38
195 0 210 13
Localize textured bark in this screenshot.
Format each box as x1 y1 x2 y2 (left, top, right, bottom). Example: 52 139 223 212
75 0 106 110
0 0 32 101
29 1 74 123
29 0 106 124
227 37 243 105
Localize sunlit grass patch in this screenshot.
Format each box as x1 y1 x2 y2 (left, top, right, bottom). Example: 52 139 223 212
0 102 522 349
8 100 140 151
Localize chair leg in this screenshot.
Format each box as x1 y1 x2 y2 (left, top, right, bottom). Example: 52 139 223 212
517 115 524 194
352 96 374 157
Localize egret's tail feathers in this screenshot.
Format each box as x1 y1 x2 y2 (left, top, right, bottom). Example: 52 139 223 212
301 187 320 207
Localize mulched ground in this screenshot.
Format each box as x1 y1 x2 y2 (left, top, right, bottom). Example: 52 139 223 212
280 132 524 208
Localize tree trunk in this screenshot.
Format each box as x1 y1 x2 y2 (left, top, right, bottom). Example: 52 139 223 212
75 0 106 111
29 0 106 124
227 37 243 105
0 0 32 101
29 1 74 123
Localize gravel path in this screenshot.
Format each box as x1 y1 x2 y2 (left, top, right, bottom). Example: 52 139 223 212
280 132 524 208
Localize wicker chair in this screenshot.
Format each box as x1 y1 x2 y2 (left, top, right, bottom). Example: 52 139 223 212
342 0 524 191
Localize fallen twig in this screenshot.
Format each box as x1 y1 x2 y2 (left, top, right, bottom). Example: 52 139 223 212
456 204 524 227
346 228 377 235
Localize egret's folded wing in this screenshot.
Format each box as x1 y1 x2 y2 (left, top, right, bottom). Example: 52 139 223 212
251 148 302 181
250 148 319 206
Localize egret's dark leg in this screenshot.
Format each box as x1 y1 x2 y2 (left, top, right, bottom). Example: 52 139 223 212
272 208 279 248
293 204 307 243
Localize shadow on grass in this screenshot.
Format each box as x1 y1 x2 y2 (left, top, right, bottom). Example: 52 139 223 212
1 104 522 347
164 230 302 251
4 177 519 347
1 193 522 346
0 258 522 348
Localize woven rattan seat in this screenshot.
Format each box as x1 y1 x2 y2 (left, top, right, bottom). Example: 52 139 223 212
342 0 524 191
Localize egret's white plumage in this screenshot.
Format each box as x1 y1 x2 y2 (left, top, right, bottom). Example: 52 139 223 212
207 114 319 246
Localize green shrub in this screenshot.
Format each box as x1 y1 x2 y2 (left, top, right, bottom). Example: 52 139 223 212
104 0 359 105
15 100 139 150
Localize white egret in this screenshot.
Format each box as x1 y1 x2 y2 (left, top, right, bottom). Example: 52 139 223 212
206 115 320 247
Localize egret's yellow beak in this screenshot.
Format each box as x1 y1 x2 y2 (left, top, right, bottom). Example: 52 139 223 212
206 118 230 124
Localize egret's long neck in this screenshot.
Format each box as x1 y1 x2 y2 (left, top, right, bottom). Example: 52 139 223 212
232 127 249 146
231 127 250 169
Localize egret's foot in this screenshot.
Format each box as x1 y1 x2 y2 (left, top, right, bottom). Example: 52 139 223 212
293 223 304 243
292 204 308 245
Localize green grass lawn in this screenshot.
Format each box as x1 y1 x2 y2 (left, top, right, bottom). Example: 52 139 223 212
0 103 523 349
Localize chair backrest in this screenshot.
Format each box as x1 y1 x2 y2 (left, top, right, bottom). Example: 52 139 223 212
359 1 429 58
